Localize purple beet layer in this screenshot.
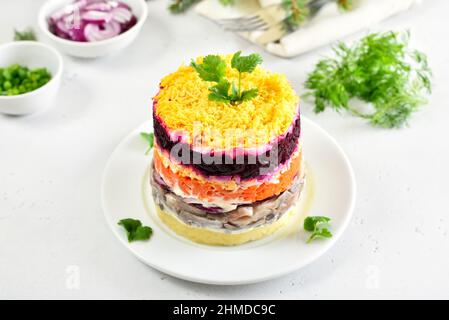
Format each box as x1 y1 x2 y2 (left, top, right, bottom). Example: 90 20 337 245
153 110 301 180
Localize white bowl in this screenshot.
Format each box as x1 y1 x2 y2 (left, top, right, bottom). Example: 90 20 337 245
0 41 63 116
38 0 148 58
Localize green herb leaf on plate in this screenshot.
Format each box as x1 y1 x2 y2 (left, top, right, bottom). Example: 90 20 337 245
140 132 154 155
304 216 332 243
131 226 153 241
304 216 330 231
118 218 153 242
307 227 333 243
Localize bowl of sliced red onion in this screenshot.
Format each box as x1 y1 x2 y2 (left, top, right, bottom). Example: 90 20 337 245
38 0 148 58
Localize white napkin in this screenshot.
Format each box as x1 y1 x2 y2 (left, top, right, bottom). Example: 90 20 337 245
195 0 420 57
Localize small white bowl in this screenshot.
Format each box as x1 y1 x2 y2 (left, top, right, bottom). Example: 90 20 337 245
38 0 148 58
0 41 63 116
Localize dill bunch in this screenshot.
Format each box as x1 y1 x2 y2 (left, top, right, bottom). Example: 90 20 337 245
305 31 432 128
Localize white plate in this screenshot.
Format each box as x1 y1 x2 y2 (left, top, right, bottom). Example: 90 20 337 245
102 117 356 285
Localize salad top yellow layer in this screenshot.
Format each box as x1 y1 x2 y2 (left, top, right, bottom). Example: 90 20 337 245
154 55 299 148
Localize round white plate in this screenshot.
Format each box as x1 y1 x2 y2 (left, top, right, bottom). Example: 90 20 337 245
102 117 356 285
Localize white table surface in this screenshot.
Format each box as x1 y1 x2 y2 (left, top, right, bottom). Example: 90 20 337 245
1 0 448 300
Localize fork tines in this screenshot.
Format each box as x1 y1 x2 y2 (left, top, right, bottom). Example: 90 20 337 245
216 14 269 32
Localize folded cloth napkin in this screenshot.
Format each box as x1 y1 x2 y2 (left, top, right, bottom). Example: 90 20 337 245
195 0 420 58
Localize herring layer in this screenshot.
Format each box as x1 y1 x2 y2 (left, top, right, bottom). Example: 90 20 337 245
151 164 304 232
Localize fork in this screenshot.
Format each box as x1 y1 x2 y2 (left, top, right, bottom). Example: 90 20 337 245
216 0 331 32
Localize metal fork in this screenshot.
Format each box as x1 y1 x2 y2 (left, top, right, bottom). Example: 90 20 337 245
216 0 331 32
217 13 271 32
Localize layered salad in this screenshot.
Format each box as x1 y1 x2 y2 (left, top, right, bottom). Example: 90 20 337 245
150 53 304 246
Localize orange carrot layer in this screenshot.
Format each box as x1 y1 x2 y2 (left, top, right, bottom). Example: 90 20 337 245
153 149 302 203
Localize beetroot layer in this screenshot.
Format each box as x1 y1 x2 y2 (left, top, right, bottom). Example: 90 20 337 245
153 109 301 180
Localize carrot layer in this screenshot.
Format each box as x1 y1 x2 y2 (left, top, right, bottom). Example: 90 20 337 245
153 148 302 203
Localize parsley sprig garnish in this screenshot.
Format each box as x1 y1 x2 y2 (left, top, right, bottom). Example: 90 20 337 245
304 216 333 243
191 51 263 105
118 218 153 242
305 31 432 128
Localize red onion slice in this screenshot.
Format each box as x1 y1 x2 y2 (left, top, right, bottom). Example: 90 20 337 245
50 0 84 22
108 0 131 10
55 20 71 35
69 28 87 42
111 7 132 24
50 7 72 23
49 0 136 42
62 12 82 30
81 10 112 23
84 20 120 42
72 0 88 8
85 2 112 11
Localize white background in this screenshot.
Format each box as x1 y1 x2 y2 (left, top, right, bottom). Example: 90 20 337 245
1 0 448 299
